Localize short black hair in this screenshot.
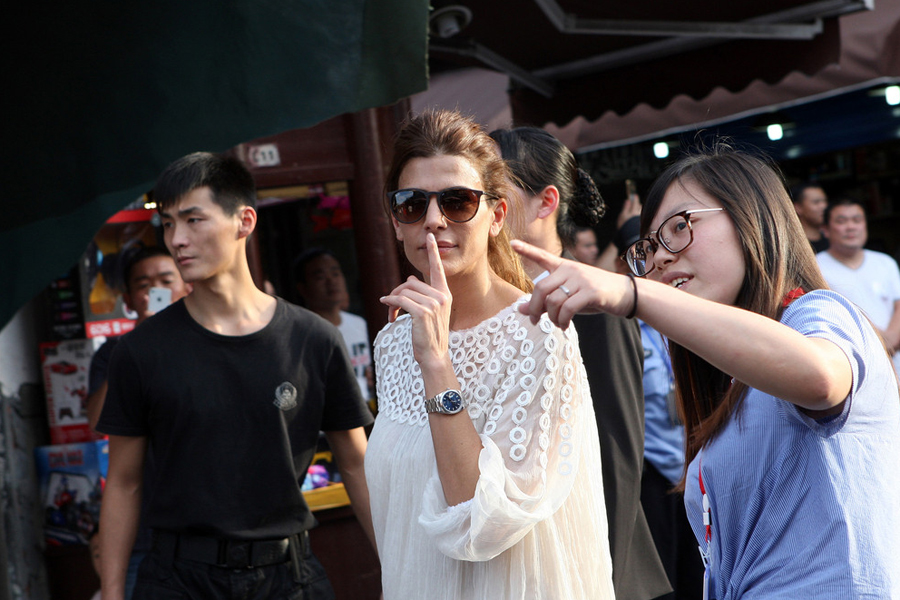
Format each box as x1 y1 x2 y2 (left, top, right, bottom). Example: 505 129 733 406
562 225 594 248
154 152 256 215
293 247 338 284
788 182 823 206
122 246 173 292
823 197 866 226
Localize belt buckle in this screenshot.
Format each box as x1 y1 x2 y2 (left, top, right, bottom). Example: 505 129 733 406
219 539 253 569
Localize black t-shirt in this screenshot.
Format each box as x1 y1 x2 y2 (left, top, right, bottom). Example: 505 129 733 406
810 236 830 254
97 298 373 539
88 336 119 396
88 333 157 553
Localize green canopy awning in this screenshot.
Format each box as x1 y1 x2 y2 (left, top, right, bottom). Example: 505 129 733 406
1 0 429 329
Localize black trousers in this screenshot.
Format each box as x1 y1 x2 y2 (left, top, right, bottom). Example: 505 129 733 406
133 532 335 600
641 460 705 600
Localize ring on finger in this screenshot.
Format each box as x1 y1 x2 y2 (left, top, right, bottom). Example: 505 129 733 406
559 284 572 297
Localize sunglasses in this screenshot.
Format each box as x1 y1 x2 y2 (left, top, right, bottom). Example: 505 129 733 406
387 188 495 224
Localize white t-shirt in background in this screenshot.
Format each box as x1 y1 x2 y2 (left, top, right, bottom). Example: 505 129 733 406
337 311 372 399
817 249 900 374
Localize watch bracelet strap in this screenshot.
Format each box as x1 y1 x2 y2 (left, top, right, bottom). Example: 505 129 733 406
425 390 463 414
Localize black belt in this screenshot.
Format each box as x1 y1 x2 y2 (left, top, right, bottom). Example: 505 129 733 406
152 529 309 569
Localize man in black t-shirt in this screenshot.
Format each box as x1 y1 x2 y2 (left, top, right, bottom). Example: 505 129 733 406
790 182 830 253
97 152 374 600
86 245 190 600
86 245 191 431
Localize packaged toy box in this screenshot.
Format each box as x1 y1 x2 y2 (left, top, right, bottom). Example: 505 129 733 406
34 439 108 545
40 339 105 444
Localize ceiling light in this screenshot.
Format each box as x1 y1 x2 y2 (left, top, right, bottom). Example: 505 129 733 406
886 85 900 106
753 110 794 142
653 142 669 159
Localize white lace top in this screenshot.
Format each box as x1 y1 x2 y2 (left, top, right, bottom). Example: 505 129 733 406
365 298 615 600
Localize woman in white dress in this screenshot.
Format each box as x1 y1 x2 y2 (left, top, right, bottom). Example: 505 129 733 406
364 109 615 600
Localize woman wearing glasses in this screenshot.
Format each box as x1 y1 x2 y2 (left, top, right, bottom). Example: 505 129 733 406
364 109 615 599
516 145 900 599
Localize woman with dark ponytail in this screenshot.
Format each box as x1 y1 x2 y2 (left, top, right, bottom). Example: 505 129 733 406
490 126 672 600
490 127 604 274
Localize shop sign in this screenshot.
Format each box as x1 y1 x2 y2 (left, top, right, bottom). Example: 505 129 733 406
247 143 281 167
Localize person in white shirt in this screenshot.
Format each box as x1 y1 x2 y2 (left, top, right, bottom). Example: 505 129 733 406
295 247 373 400
816 197 900 374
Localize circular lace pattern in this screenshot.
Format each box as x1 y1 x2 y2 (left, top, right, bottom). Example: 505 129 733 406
374 299 580 473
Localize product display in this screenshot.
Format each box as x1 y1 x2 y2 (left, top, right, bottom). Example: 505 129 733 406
40 339 105 444
34 439 109 545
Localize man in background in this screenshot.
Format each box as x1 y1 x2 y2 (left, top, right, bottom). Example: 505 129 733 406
816 198 900 375
87 246 191 429
295 247 373 403
790 182 829 253
564 226 600 265
86 245 191 599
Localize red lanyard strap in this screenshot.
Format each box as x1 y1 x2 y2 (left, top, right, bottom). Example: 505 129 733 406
699 459 711 543
699 458 713 599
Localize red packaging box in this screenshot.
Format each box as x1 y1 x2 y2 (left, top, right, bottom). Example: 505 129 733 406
40 339 105 445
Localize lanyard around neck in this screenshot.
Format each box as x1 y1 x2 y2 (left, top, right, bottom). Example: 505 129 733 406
699 459 711 544
699 458 713 600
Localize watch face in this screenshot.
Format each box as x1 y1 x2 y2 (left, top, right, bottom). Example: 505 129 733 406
441 391 462 413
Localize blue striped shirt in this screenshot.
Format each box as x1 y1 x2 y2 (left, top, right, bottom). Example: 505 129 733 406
685 290 900 599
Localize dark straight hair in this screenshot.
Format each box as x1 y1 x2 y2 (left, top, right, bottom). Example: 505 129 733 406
154 152 257 215
293 247 338 283
489 126 605 247
641 143 829 486
123 246 173 292
788 181 823 206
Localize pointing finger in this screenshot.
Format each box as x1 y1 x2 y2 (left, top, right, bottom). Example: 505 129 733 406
511 239 564 274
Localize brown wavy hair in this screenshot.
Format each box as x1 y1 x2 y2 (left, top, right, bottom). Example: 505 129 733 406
385 109 532 293
641 143 829 488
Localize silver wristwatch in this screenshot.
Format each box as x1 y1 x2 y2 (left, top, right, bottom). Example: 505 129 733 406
424 389 465 415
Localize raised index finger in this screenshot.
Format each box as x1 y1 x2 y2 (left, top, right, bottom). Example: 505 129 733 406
510 239 564 273
425 232 449 292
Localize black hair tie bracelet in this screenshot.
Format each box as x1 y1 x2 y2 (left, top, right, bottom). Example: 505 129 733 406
625 272 638 320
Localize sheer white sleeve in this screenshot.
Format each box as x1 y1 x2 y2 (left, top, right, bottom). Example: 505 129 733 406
417 309 591 561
